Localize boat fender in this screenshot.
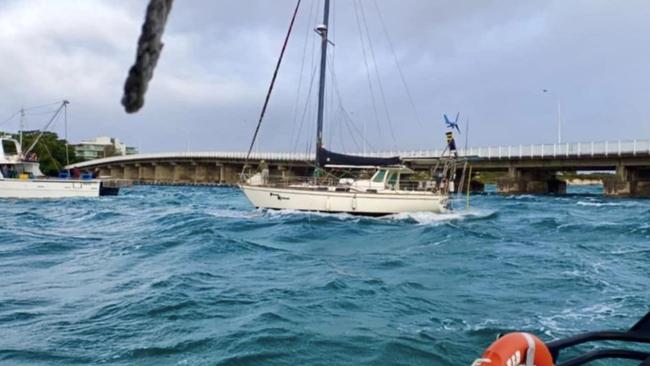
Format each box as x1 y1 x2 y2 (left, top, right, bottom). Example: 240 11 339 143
471 332 554 366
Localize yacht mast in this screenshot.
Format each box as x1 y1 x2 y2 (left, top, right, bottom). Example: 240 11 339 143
315 0 330 166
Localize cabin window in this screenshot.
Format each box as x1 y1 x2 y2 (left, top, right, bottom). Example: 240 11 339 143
2 140 17 155
372 169 386 183
386 172 398 187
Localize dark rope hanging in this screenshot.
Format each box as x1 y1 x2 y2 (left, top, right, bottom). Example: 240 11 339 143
244 0 302 166
121 0 174 113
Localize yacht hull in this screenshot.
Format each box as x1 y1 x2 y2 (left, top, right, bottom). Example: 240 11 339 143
0 179 108 198
240 184 448 215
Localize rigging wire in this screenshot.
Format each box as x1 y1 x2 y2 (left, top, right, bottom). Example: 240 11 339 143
337 110 346 152
64 102 70 169
326 55 375 152
0 111 20 128
299 2 320 154
339 104 378 152
19 109 24 146
24 101 68 156
327 54 377 152
293 0 320 154
357 0 398 149
305 139 312 159
40 142 63 172
352 0 384 146
371 0 424 130
22 109 61 116
0 101 65 128
288 0 316 153
292 64 318 153
326 52 337 150
341 109 374 151
338 109 358 151
244 0 302 169
22 101 66 112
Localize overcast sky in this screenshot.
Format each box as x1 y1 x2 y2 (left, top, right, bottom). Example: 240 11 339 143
1 0 649 153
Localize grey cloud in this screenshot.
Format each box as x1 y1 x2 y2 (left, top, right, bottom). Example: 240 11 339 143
1 0 649 153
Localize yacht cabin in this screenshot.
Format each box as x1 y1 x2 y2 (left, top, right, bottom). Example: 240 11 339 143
0 136 44 179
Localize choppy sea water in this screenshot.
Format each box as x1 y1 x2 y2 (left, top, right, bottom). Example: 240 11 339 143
0 185 648 365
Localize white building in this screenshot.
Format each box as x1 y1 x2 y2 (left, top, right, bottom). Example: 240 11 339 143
74 136 137 161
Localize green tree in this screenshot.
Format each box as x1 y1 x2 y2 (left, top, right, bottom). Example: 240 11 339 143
18 130 78 176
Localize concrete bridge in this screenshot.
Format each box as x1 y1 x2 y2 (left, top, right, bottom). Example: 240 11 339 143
67 139 650 197
67 151 314 186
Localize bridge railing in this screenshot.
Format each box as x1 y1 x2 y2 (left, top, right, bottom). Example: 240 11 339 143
68 139 650 169
389 139 650 159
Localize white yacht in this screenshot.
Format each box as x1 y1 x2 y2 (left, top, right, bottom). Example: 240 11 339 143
239 0 454 215
242 165 450 216
0 136 117 198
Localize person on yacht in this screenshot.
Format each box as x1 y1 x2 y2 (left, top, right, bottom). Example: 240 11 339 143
446 131 458 158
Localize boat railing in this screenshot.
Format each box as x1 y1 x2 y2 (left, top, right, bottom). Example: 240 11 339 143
264 175 339 188
245 174 450 194
397 180 434 192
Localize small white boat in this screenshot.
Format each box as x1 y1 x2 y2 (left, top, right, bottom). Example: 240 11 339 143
0 136 117 198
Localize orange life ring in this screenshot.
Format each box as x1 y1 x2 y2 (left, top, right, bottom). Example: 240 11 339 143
472 332 555 366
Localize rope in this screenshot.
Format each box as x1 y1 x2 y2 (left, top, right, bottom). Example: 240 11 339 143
121 0 174 113
522 332 536 366
244 0 302 169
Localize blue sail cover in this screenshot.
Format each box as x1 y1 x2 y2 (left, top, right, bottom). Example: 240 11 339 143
317 147 401 167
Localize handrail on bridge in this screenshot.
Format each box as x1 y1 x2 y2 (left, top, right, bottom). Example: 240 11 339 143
66 139 650 169
372 139 650 159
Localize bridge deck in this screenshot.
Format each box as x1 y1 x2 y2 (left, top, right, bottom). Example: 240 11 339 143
67 139 650 169
64 139 650 197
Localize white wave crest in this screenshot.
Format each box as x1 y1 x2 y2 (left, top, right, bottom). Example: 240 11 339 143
576 200 641 208
505 194 536 200
577 201 620 207
262 208 360 222
208 208 261 219
387 209 496 225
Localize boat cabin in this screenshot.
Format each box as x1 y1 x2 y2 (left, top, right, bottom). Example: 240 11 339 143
0 137 21 163
332 166 415 192
0 136 43 179
368 167 413 190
